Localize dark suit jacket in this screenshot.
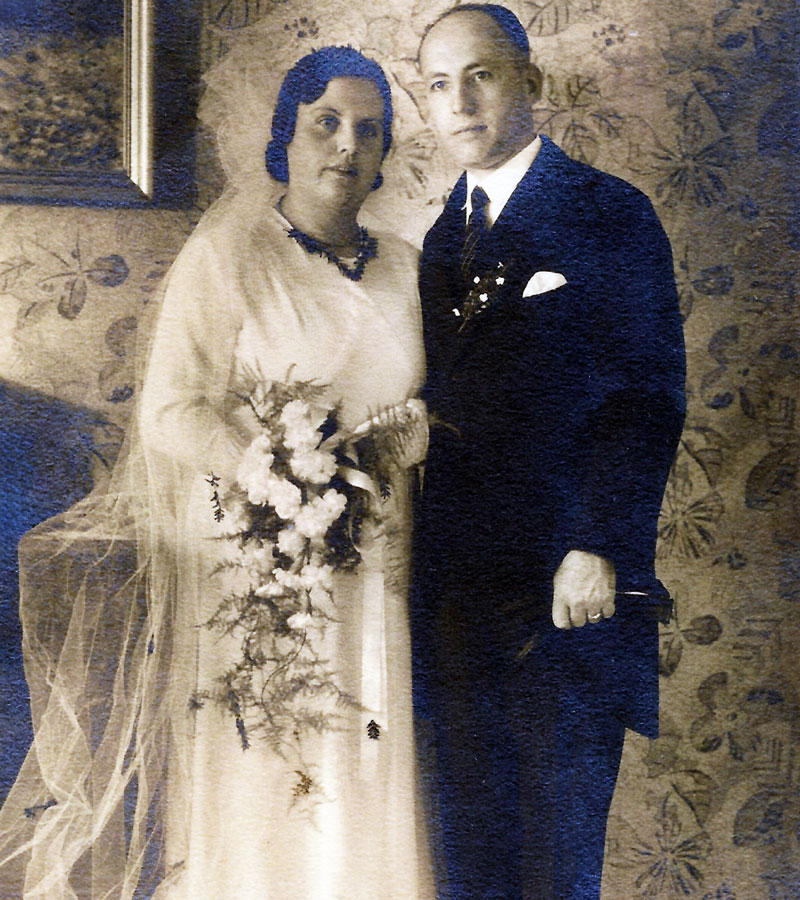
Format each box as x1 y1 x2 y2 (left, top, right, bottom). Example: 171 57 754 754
413 135 686 737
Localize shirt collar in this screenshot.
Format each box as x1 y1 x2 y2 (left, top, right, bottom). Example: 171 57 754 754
465 135 542 226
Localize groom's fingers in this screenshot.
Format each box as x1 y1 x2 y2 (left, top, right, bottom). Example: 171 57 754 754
551 593 572 629
569 604 588 628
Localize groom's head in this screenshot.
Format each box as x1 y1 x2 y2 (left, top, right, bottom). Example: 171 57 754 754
418 4 541 173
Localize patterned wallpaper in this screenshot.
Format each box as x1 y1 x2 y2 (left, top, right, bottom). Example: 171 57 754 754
0 1 797 896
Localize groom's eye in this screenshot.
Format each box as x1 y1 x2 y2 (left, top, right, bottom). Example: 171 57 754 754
429 79 447 92
318 115 339 132
473 70 492 82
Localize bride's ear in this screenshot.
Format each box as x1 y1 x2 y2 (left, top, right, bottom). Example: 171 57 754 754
371 172 384 191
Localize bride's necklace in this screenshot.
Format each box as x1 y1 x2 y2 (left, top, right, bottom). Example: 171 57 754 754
278 199 378 282
286 224 378 282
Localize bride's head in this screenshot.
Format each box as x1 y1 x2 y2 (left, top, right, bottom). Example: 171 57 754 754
266 47 393 226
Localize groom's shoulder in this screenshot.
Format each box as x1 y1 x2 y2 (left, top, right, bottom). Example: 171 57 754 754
542 137 654 215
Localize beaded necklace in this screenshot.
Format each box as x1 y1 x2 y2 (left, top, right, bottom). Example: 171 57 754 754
286 225 378 282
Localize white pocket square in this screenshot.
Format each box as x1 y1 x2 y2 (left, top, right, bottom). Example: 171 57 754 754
522 271 568 297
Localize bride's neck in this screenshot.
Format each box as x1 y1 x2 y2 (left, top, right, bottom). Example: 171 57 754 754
278 192 360 251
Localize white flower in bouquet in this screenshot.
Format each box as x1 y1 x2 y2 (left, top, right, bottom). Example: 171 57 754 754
287 611 315 631
290 447 338 483
254 581 284 599
203 377 373 752
309 584 334 612
273 568 306 592
321 488 347 520
277 527 305 559
236 434 275 505
294 489 347 541
300 562 334 591
265 474 303 520
242 544 275 573
280 399 326 452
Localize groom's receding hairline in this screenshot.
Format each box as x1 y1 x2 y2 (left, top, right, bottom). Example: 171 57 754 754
417 4 531 64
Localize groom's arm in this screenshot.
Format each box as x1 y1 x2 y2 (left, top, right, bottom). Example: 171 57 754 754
552 188 686 629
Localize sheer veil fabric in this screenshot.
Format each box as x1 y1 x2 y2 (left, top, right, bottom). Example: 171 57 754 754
0 21 435 900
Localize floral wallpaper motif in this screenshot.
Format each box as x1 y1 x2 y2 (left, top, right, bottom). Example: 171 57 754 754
0 0 797 896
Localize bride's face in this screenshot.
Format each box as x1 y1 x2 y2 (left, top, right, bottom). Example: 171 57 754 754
285 76 385 216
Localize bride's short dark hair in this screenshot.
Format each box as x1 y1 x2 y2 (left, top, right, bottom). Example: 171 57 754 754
266 46 393 189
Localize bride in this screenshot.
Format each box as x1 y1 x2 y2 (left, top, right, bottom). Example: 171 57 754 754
0 46 434 900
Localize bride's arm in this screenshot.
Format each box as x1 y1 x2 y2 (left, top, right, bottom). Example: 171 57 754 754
138 231 247 482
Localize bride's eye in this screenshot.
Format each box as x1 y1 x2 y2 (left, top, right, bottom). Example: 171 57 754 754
356 121 379 140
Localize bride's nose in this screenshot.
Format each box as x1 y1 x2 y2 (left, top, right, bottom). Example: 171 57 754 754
336 123 359 158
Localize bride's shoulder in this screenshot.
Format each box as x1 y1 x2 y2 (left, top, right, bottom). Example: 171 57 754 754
171 191 282 273
369 227 421 273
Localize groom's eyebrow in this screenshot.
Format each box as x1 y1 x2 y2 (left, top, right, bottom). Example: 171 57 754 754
427 61 487 79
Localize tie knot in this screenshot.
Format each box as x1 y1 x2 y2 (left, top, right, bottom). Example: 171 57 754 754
470 185 489 214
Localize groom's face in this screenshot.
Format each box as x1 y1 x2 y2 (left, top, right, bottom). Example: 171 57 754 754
419 11 534 173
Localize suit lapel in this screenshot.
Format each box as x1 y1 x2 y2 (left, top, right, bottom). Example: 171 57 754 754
485 135 571 263
423 137 581 350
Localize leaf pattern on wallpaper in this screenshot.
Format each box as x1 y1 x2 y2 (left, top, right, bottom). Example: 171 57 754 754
658 485 725 560
745 446 798 510
206 0 270 31
699 322 800 421
702 887 737 900
671 770 718 827
658 612 723 678
1 235 130 327
688 671 799 804
99 316 138 404
650 93 738 207
733 790 791 847
674 247 735 324
608 792 713 897
520 0 599 36
533 73 628 166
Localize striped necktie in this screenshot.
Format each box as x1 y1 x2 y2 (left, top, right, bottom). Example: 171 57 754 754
461 185 489 279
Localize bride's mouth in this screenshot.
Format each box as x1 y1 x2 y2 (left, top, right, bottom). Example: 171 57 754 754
325 165 359 178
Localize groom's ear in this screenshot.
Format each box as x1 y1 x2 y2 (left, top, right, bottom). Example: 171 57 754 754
526 63 543 104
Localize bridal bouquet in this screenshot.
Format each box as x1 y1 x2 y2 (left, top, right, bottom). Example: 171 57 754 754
199 375 427 753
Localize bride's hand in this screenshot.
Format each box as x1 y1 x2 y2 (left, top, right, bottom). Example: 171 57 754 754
352 399 429 470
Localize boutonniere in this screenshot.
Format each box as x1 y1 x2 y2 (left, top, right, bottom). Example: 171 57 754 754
452 261 509 331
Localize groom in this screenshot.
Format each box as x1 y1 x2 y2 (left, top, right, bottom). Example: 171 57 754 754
411 5 686 900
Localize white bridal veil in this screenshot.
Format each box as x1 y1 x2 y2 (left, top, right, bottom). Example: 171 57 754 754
0 5 447 897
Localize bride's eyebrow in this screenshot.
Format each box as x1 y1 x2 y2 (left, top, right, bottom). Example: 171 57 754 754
313 106 341 115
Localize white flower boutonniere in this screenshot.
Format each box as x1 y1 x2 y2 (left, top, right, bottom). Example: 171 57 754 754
452 261 509 331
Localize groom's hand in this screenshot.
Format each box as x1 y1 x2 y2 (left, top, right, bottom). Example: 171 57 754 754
552 550 615 629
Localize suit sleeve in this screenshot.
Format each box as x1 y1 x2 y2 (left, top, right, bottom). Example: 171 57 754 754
568 190 686 589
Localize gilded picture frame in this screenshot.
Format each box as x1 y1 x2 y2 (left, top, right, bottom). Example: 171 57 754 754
0 0 198 207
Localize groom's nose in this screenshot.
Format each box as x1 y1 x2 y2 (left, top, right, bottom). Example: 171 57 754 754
452 80 478 116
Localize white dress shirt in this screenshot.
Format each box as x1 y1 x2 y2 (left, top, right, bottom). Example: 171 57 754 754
465 135 542 227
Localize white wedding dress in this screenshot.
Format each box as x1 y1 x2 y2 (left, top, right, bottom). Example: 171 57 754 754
0 191 435 900
143 194 433 900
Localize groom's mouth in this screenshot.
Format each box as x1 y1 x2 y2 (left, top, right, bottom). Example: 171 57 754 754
453 124 487 136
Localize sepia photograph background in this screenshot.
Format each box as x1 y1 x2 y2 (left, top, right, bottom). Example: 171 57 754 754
0 0 798 897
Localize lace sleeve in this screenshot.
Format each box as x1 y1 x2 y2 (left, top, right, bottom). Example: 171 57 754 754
138 229 247 483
